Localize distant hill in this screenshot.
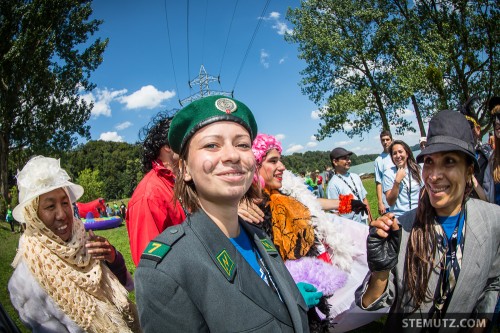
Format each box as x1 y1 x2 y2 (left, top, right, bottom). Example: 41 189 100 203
281 150 379 174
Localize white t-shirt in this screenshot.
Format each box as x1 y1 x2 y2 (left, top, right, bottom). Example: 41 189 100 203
327 172 368 224
383 166 423 217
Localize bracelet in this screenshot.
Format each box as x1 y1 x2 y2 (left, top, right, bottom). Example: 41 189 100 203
338 193 354 214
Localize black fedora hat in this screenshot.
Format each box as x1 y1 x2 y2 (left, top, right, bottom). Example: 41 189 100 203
416 110 479 171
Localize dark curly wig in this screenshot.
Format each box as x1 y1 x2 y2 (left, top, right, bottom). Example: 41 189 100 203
139 109 178 172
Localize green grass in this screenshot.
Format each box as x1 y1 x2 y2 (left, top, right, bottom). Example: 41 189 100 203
362 176 380 220
0 186 389 332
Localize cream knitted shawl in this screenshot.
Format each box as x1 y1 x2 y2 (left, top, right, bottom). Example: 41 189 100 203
12 197 140 333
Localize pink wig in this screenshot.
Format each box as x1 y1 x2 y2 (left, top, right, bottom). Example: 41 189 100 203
252 133 283 166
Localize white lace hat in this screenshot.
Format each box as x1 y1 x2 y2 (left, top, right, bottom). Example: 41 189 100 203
12 156 84 222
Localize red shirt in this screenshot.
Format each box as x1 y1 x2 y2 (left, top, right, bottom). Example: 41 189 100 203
126 160 186 266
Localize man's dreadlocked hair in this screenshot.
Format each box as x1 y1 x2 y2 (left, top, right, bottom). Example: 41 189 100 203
138 110 178 173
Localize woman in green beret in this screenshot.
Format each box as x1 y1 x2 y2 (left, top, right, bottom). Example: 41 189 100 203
135 95 312 332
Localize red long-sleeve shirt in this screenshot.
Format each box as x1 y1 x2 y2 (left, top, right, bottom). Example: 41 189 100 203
126 161 186 266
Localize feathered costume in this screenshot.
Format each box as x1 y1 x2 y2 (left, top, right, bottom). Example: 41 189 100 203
252 134 387 332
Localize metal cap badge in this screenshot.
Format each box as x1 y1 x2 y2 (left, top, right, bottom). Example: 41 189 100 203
215 98 238 114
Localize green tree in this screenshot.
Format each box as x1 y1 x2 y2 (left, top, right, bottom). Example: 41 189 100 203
286 0 413 140
286 0 499 141
0 0 108 200
76 168 104 203
405 0 499 138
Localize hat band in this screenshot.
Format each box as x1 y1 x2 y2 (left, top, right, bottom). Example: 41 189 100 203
426 135 474 152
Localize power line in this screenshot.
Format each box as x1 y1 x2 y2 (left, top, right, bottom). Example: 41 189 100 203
186 0 191 95
232 0 271 92
163 0 180 103
218 0 239 77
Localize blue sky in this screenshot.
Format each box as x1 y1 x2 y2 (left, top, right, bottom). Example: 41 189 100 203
85 0 423 155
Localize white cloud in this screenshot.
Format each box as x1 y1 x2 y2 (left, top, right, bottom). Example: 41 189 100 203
286 144 304 153
279 57 286 64
269 12 280 19
81 88 128 117
400 108 414 118
309 135 317 141
311 106 329 120
275 133 285 141
336 140 353 146
306 141 318 148
262 11 293 35
260 49 270 68
273 21 293 35
311 110 321 120
351 146 372 152
115 121 132 131
342 123 353 131
118 85 176 110
99 131 124 142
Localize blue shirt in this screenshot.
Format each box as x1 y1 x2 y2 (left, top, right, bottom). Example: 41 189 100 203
230 227 266 282
374 152 394 209
326 172 368 224
383 166 423 217
436 211 465 245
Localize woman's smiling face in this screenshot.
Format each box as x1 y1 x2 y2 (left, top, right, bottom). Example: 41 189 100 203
183 121 255 206
258 148 286 191
422 151 473 216
37 188 73 241
391 144 408 168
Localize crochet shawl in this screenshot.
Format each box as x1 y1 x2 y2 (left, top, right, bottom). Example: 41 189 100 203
12 196 140 333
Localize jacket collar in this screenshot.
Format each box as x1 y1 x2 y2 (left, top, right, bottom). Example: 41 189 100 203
187 210 294 325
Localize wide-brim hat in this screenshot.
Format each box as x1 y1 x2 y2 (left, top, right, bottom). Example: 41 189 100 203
416 110 479 171
12 156 84 223
168 95 258 154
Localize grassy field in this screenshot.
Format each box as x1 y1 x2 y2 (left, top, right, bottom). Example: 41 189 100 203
0 181 386 332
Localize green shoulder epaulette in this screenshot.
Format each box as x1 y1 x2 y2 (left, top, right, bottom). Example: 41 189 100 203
140 225 185 263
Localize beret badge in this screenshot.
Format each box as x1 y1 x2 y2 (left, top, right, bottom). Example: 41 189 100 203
215 98 238 114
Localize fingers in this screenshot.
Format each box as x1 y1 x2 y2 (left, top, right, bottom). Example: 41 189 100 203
238 200 264 224
370 213 396 238
85 232 114 262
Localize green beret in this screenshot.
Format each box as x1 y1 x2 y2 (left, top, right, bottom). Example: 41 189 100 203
168 95 258 154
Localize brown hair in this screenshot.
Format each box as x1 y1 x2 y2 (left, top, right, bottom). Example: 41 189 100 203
380 130 392 139
404 153 473 309
173 139 261 213
389 140 422 184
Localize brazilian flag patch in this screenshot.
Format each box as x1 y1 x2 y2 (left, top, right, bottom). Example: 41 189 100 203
260 239 277 253
141 241 171 262
216 249 235 278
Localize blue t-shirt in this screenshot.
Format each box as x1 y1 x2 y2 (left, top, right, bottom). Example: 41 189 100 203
436 211 465 245
229 227 266 282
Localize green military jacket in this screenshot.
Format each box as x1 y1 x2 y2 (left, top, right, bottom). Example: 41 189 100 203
135 209 309 332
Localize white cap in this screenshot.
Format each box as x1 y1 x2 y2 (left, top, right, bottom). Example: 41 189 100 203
12 156 84 222
419 137 427 144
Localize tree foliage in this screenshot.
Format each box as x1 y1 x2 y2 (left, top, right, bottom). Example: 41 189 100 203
282 150 378 174
76 168 104 203
0 0 108 199
63 140 142 200
286 0 499 141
